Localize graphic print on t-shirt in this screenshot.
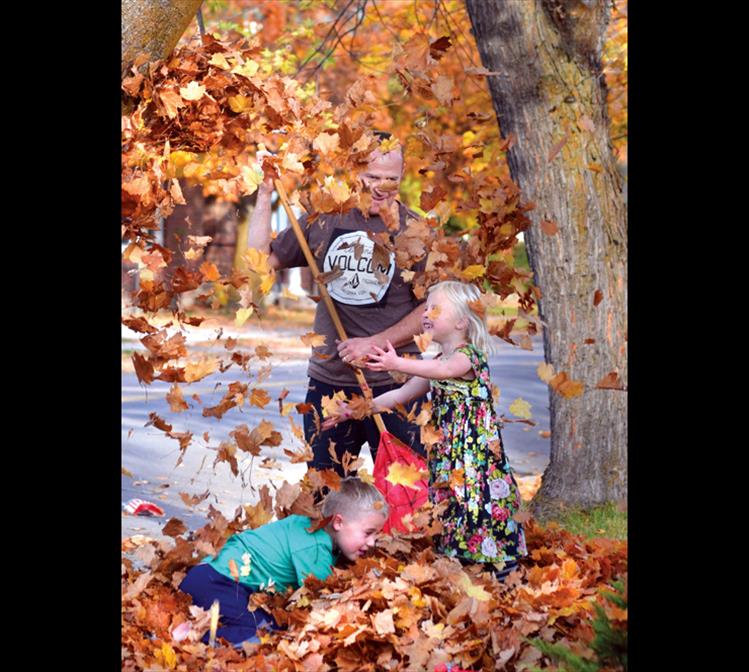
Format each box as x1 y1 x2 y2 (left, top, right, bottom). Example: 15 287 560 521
322 229 395 305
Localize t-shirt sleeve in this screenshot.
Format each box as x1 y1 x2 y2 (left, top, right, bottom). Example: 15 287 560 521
269 214 310 269
290 542 335 586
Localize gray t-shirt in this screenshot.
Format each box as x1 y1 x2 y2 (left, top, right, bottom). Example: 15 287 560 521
270 202 425 387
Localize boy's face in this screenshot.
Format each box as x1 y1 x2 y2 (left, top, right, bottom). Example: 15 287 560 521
330 510 387 561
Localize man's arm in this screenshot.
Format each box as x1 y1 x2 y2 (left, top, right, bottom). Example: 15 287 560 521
336 302 424 363
247 178 283 271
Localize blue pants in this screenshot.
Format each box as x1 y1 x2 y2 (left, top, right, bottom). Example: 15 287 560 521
178 563 279 645
303 377 428 477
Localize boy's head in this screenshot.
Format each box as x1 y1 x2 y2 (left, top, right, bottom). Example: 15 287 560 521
322 477 389 561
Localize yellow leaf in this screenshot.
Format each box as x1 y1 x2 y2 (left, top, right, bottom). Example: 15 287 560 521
320 390 346 418
282 287 299 301
235 307 253 327
228 94 252 113
401 269 415 282
385 462 427 490
378 135 401 154
300 331 327 347
537 362 555 383
244 247 272 273
457 572 491 601
232 59 259 79
160 643 177 670
509 397 532 419
357 468 374 485
282 152 305 174
208 53 230 69
184 357 218 383
240 164 264 194
323 175 351 204
461 264 486 281
313 132 340 155
413 332 433 352
250 388 272 408
179 81 206 101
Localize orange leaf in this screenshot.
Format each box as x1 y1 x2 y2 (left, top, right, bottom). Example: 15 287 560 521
596 372 624 390
166 384 189 413
199 261 220 282
300 331 327 348
541 219 558 235
250 388 272 408
228 559 240 582
413 332 433 352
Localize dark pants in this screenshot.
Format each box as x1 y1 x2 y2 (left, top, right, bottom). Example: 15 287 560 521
304 377 428 477
178 563 279 645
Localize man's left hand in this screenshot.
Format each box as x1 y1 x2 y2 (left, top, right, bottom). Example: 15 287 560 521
336 336 381 366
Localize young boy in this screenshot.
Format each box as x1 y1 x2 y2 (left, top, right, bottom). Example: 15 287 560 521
178 477 388 646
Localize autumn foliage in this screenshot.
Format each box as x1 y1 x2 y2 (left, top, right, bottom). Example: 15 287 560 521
122 476 627 671
121 2 627 669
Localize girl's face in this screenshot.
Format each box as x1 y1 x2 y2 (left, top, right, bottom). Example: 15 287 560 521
422 290 464 343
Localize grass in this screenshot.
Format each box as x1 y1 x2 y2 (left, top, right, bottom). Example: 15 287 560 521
544 502 627 540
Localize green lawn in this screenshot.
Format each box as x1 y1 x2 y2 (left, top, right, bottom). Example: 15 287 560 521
545 502 627 540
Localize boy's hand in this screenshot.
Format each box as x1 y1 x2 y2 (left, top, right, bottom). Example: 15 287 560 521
366 340 400 372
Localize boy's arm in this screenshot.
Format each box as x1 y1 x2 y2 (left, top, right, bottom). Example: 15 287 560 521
290 543 335 586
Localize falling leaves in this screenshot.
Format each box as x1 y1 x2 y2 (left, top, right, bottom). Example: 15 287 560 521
413 332 433 352
509 397 533 419
385 462 427 489
300 332 327 348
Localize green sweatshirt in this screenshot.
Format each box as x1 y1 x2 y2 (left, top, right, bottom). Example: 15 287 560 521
205 515 337 593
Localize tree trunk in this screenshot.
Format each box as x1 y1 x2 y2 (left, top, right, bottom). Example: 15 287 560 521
465 0 627 512
121 0 204 80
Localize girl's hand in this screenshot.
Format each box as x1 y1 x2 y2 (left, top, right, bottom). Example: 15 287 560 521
320 401 352 431
366 340 400 372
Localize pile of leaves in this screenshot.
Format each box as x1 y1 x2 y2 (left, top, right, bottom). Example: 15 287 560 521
122 475 627 672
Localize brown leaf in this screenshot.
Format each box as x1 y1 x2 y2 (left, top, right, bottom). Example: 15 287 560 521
541 219 558 235
429 35 452 60
300 332 327 348
596 372 624 390
250 388 272 408
548 133 569 161
420 185 446 212
122 316 159 334
132 352 155 385
162 518 188 538
166 384 189 413
317 267 343 284
593 289 604 306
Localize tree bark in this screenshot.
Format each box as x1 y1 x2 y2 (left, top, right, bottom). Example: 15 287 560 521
121 0 204 80
465 0 627 512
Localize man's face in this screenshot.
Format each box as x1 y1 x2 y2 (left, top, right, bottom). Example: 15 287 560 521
330 509 387 561
360 149 404 215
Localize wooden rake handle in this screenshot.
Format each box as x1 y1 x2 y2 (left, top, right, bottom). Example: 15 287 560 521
273 179 387 435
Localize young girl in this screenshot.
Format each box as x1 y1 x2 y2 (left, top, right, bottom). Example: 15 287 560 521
323 280 527 580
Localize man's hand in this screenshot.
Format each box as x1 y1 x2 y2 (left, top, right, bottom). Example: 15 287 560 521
336 336 382 366
365 340 401 372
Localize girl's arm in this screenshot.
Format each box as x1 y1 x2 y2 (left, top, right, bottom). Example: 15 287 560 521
367 340 472 381
321 375 430 430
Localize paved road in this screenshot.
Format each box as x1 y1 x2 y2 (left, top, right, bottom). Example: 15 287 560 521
122 329 550 540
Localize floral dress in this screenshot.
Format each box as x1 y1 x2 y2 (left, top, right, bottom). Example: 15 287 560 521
428 342 527 566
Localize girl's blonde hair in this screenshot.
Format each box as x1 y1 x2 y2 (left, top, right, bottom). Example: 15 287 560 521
427 280 494 355
321 477 389 520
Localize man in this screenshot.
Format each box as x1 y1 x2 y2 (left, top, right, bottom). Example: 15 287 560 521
247 132 427 476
